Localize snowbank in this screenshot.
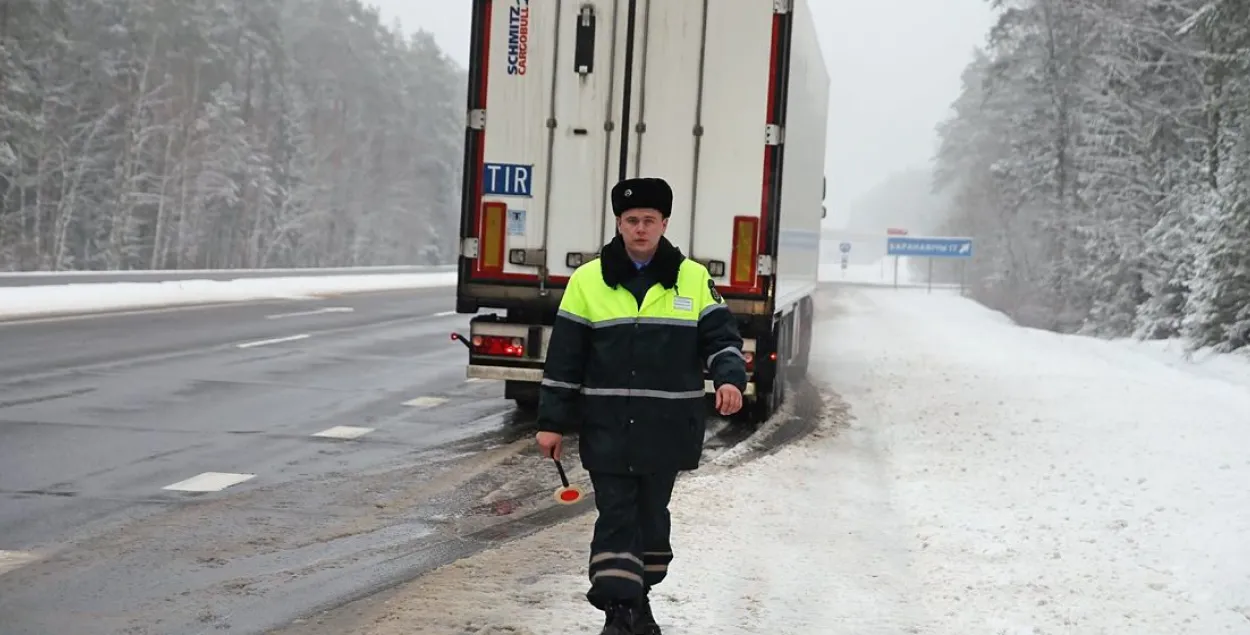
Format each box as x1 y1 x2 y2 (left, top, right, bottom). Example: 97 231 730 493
818 258 907 284
0 272 456 320
312 286 1250 635
1104 336 1250 390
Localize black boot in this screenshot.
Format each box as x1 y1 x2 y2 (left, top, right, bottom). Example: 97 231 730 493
598 601 637 635
633 593 662 635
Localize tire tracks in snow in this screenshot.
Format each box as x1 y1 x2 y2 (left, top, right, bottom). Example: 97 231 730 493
271 379 834 634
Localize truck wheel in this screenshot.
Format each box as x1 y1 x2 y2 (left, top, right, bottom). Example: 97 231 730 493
751 311 790 422
505 380 539 413
751 375 784 422
750 392 772 422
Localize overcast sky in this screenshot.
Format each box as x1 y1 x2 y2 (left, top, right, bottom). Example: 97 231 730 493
365 1 995 228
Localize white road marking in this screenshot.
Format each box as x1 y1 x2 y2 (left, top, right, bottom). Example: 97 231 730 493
403 396 448 408
235 333 310 349
312 425 374 439
0 550 38 576
465 378 484 383
431 310 456 317
265 307 354 319
161 472 256 492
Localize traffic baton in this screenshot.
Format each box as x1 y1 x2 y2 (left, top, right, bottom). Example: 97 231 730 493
552 458 584 505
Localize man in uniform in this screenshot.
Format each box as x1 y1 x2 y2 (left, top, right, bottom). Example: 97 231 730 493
534 176 748 634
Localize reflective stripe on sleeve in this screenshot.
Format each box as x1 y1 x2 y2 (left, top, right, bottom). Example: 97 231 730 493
706 345 745 368
699 303 727 319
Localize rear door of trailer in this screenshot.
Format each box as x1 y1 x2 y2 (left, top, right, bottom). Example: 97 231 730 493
468 0 781 299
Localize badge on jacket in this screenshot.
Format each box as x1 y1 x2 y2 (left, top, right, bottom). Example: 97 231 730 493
708 279 723 303
673 296 694 311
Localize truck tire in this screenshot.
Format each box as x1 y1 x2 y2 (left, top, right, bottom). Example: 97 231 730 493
750 309 794 422
505 380 539 413
752 366 786 422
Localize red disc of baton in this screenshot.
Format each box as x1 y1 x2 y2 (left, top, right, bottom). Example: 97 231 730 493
553 486 583 504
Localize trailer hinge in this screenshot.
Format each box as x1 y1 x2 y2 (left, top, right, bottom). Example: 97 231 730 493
773 0 793 14
764 124 783 146
757 255 774 276
468 109 486 130
461 237 480 258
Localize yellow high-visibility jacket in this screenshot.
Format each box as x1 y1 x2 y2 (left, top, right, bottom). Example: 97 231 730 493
537 235 747 474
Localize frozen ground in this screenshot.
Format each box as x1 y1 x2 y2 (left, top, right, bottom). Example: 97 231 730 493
818 259 907 284
0 271 456 319
300 285 1250 635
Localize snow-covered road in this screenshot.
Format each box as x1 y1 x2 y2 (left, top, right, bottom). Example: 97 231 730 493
0 271 457 320
311 284 1250 634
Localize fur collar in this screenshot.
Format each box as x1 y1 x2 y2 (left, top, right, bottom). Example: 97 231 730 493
599 234 684 289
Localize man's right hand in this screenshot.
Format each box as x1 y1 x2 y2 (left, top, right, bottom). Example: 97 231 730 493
535 431 563 460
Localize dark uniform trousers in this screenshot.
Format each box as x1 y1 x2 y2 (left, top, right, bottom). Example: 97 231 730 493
536 237 747 611
586 269 678 608
585 469 678 609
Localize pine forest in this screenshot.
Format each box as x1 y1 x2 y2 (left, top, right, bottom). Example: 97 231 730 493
0 0 465 272
930 0 1250 352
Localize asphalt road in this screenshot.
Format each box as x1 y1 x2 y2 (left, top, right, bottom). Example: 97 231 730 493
0 288 553 634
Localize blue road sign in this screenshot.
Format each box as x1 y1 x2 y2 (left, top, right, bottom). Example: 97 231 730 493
886 236 973 258
839 241 852 254
483 162 533 197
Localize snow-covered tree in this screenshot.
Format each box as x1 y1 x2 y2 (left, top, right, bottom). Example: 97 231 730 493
930 0 1250 351
0 0 466 271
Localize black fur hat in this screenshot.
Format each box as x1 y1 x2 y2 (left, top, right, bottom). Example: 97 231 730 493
611 177 672 218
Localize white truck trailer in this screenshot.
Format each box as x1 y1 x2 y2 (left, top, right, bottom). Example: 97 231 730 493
452 0 830 422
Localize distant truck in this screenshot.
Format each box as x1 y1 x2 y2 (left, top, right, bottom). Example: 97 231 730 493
451 0 830 422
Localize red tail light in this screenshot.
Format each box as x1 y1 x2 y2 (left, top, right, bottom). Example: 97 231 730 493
471 334 524 357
